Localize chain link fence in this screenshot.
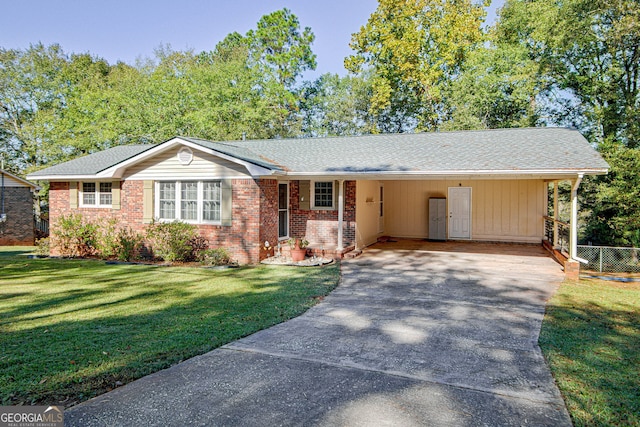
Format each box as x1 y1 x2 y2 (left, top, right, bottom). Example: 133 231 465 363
577 245 640 273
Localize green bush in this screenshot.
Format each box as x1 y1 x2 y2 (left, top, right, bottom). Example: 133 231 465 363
200 248 232 266
145 221 198 262
115 227 142 262
34 237 50 257
54 214 98 257
95 218 119 259
188 235 209 262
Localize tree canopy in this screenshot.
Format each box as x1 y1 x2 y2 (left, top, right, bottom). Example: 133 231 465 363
1 2 639 247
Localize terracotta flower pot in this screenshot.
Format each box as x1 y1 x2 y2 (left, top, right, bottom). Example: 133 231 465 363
290 238 307 262
290 248 307 262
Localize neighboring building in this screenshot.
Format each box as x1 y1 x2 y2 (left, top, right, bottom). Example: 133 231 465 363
0 169 39 246
27 128 609 267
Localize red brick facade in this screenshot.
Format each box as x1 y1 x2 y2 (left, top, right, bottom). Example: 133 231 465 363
48 178 357 264
0 187 36 246
289 180 356 252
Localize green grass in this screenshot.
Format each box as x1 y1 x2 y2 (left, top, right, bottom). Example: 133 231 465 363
539 278 640 426
0 251 340 407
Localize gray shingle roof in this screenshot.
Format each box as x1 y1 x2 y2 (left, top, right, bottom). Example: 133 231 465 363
27 128 609 179
220 127 609 174
28 145 154 177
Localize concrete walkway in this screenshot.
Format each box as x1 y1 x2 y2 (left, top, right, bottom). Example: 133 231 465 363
65 242 571 426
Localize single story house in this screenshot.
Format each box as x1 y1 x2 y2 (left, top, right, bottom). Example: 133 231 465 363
27 128 609 272
0 168 39 246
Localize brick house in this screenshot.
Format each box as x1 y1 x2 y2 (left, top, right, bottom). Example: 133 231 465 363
0 169 39 246
27 128 608 268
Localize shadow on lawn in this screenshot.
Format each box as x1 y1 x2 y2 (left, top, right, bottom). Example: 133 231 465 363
0 258 339 407
539 292 640 426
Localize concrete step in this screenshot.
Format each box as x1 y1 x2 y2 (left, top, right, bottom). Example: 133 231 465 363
343 249 362 259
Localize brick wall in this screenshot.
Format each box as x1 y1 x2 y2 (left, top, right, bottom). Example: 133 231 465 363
48 178 357 262
49 179 268 264
197 179 262 264
0 187 35 245
289 180 356 250
258 179 279 261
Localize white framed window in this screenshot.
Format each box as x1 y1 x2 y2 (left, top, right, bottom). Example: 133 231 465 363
312 181 334 209
278 182 289 239
80 182 112 208
155 180 222 224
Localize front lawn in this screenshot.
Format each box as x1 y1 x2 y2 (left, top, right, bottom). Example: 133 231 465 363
539 278 640 426
0 252 340 407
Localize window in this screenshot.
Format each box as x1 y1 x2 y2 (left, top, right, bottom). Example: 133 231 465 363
278 183 288 238
313 181 334 209
81 182 112 207
202 181 221 222
181 182 198 220
156 180 221 223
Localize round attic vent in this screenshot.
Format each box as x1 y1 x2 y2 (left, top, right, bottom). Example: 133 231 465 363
177 148 193 165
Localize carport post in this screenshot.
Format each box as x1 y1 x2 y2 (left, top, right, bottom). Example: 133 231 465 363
553 181 559 248
569 174 583 261
337 179 344 251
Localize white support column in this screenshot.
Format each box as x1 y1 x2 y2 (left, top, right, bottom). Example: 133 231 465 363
337 180 345 251
553 181 559 248
570 174 583 261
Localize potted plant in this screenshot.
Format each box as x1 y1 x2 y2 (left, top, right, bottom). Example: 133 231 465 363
288 237 309 262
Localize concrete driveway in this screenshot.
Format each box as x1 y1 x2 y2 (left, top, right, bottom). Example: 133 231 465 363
66 242 571 426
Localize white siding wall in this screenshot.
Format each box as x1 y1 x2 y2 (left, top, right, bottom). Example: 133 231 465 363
123 146 251 180
382 179 546 243
0 173 33 188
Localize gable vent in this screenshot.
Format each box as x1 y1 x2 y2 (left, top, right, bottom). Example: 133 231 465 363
177 148 193 165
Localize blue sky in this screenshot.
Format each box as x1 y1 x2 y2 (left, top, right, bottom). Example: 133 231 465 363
2 0 503 80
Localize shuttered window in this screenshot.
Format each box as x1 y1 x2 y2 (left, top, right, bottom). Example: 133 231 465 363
80 182 112 208
156 180 222 224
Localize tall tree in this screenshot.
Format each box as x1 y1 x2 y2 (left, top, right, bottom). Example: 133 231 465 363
345 0 487 132
581 142 640 246
300 73 375 137
0 44 70 171
443 41 543 130
496 0 640 146
246 8 316 89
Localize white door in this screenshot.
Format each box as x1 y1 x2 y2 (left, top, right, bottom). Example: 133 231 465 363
448 187 471 239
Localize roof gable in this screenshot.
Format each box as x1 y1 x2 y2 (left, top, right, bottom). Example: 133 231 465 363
1 169 39 189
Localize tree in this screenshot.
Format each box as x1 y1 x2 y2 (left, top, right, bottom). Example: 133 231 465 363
496 0 640 146
443 41 543 130
0 44 85 171
581 141 640 246
300 73 375 137
345 0 487 131
246 8 316 89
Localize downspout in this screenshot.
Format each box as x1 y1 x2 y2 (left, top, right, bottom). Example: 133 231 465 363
570 174 588 264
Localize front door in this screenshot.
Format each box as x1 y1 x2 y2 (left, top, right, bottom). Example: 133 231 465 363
278 183 289 239
448 187 471 239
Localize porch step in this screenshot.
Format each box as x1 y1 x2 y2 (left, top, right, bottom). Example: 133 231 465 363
343 249 362 259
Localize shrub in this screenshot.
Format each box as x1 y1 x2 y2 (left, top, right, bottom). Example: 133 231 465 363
54 214 98 257
188 235 209 262
145 221 197 262
94 218 119 259
115 227 142 262
200 248 232 266
34 237 50 257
